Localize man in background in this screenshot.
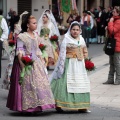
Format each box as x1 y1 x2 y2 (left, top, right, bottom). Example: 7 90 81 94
0 9 9 78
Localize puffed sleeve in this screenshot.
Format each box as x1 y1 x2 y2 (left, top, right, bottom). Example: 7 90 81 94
83 47 88 59
81 35 88 58
16 38 25 56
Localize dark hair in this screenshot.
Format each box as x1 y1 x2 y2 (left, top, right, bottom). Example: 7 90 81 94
43 14 48 18
83 10 88 13
69 14 73 18
70 22 81 30
87 11 91 15
99 6 103 10
0 9 3 15
114 6 120 15
45 10 50 13
21 13 31 33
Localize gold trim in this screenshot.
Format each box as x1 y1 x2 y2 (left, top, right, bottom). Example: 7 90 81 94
55 100 90 105
57 105 89 110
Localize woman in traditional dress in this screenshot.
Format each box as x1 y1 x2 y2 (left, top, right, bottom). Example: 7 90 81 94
45 9 60 38
50 21 91 113
6 13 55 113
2 11 28 90
37 13 59 67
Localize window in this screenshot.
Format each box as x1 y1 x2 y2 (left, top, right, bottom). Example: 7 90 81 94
18 0 32 15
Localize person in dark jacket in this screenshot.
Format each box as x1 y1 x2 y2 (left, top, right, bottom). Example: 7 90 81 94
105 6 113 27
66 14 74 25
96 6 106 44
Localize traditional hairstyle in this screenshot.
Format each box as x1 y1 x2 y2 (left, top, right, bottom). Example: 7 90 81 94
70 22 81 30
43 14 49 18
45 9 50 13
21 13 35 33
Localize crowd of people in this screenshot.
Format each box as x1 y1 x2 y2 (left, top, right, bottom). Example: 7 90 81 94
0 5 120 115
65 6 113 46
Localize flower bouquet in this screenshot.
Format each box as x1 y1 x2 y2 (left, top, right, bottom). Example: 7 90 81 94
39 44 48 59
50 35 58 42
50 35 58 49
19 56 33 85
85 58 95 71
39 44 46 51
8 40 16 47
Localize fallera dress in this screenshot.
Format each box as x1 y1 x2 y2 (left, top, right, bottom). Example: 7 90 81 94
51 34 90 110
6 32 55 112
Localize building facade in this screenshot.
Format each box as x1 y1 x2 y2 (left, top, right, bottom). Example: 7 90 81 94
1 0 50 20
0 0 113 20
77 0 112 15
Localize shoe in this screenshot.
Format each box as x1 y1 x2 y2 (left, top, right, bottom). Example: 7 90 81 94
114 81 120 85
103 81 114 84
78 109 91 113
47 66 50 70
56 107 63 113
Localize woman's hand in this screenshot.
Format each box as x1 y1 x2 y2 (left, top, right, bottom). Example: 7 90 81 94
20 61 25 70
105 26 107 30
110 18 114 22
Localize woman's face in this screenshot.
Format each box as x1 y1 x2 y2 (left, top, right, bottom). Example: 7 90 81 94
112 9 119 16
70 25 81 38
28 18 37 31
42 15 48 23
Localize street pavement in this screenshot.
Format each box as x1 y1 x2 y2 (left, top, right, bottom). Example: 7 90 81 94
0 44 120 120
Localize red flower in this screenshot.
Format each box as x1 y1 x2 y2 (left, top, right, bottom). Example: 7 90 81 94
21 56 33 65
9 40 16 46
85 59 95 71
39 44 46 51
50 35 58 42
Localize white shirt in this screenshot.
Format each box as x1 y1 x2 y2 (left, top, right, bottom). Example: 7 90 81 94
81 15 94 29
0 16 9 41
99 12 102 17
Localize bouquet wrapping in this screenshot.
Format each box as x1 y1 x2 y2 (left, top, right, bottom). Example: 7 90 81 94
19 56 33 85
9 40 16 47
50 35 58 49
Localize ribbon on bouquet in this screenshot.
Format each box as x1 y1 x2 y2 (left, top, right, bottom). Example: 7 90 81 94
42 50 48 58
19 65 32 85
51 41 57 50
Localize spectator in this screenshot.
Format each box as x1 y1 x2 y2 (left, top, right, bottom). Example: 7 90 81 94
0 9 9 78
103 6 120 85
81 10 94 47
10 11 19 32
66 14 74 25
7 8 14 25
96 6 106 44
105 6 113 27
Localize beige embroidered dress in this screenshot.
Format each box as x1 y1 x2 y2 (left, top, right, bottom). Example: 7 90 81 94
40 24 58 67
14 32 55 111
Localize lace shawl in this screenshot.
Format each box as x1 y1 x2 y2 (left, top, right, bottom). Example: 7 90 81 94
17 32 42 56
50 34 85 81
